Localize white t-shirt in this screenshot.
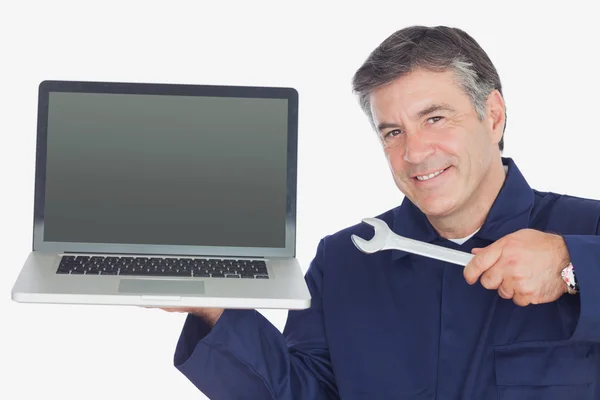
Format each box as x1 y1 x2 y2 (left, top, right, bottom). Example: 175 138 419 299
448 230 479 245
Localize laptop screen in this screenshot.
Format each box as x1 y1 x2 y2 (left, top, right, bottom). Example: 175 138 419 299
36 84 295 255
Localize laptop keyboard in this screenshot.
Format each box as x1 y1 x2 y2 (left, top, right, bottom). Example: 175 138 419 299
56 255 269 279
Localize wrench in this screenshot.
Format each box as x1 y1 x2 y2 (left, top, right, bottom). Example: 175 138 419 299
351 217 474 266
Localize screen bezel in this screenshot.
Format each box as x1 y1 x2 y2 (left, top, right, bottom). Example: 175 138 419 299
32 80 299 258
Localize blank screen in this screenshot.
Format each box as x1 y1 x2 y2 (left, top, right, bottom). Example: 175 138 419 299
42 92 289 248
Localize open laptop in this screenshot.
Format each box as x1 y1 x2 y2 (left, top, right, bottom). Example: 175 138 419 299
11 79 311 310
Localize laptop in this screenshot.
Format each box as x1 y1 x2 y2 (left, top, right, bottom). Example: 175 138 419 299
11 79 311 310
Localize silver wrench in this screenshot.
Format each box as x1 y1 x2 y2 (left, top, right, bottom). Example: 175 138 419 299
351 217 474 266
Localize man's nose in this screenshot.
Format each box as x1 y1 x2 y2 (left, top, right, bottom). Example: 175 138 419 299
403 132 434 164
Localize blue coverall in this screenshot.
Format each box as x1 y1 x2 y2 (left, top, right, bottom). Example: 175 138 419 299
173 157 600 400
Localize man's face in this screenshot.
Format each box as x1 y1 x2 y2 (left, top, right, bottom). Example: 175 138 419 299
369 68 504 218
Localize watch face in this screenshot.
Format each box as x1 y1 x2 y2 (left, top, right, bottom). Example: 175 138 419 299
561 264 578 294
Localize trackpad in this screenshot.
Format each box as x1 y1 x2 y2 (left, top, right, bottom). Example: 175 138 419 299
118 279 205 295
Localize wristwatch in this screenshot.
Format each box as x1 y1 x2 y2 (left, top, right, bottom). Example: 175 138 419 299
561 263 579 295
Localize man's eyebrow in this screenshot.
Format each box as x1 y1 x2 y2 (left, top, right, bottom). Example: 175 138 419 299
376 122 402 132
376 103 457 132
415 103 456 119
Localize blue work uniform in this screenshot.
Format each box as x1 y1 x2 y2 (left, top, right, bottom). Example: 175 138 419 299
173 157 600 400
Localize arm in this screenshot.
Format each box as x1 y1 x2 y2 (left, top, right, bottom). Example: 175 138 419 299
561 221 600 342
173 239 338 400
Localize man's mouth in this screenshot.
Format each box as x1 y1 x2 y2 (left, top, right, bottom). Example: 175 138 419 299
414 167 450 182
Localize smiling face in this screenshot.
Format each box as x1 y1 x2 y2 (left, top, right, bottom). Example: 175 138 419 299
370 67 505 220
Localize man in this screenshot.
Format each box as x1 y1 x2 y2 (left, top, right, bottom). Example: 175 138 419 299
167 26 600 399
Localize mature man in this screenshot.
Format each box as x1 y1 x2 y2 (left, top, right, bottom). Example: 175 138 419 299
168 26 600 399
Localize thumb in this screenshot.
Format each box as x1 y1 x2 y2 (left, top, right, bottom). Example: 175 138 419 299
464 243 503 285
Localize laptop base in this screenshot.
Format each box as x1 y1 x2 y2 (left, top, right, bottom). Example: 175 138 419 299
12 251 311 309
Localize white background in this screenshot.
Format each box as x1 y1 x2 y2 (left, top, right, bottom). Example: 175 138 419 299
2 1 599 399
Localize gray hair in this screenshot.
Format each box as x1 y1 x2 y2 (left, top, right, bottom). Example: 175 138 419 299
352 26 506 151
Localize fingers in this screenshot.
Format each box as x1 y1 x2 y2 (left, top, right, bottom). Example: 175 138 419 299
468 250 519 303
480 266 519 302
463 230 559 307
497 283 514 300
464 243 504 285
511 293 530 307
481 275 530 306
158 307 194 313
480 272 529 305
479 265 529 304
479 266 504 290
477 272 534 306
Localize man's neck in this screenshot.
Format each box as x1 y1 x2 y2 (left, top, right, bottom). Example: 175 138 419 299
428 157 507 240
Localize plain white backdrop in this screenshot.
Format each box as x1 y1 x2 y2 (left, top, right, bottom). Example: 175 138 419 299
2 1 599 399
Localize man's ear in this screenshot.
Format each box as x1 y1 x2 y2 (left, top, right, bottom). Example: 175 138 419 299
486 90 505 144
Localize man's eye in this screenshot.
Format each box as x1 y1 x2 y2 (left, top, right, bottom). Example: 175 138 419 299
384 129 402 139
427 116 443 124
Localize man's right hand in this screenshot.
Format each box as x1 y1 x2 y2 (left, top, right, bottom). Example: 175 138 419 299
161 307 225 328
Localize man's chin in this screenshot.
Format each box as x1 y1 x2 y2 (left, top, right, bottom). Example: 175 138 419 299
414 197 458 218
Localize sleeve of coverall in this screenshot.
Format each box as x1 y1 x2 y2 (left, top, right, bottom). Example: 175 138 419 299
173 238 339 400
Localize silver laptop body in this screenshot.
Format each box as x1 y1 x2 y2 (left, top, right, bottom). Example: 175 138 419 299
11 80 311 310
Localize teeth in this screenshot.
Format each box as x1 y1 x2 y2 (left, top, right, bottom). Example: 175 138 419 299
416 169 445 181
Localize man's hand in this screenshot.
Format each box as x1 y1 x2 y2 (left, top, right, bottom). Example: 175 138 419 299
463 229 571 307
160 307 225 327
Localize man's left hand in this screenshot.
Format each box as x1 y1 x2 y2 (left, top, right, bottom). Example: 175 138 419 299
463 229 571 306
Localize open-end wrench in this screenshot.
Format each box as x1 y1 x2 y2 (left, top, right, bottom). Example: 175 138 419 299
350 217 474 266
